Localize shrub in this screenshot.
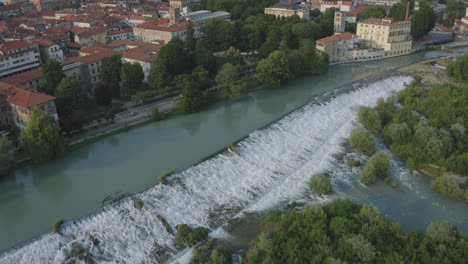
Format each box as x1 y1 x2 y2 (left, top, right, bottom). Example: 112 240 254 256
210 246 232 264
152 107 164 121
158 168 176 184
360 152 390 185
227 144 239 155
347 159 361 167
133 198 144 210
358 106 381 133
53 219 64 233
431 176 464 200
309 173 332 195
157 214 174 234
349 128 376 156
177 224 208 246
383 122 411 144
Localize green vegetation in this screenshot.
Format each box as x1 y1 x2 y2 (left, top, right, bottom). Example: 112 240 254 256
309 173 332 195
438 0 466 27
39 59 65 95
358 106 381 133
177 224 209 246
347 159 361 167
133 198 144 210
388 0 414 21
191 240 230 264
227 144 239 155
158 168 176 184
363 81 467 199
210 247 232 264
411 5 436 39
246 199 467 264
55 77 82 131
157 214 174 234
361 7 386 19
349 128 376 156
100 55 123 98
120 62 145 95
53 219 64 233
0 136 14 177
447 53 468 83
360 152 390 185
151 107 165 121
21 108 66 163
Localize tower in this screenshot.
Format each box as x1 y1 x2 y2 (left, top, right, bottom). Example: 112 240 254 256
334 11 345 34
169 7 181 25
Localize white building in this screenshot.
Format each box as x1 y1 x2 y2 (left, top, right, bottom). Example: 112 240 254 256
183 10 230 26
32 39 64 63
0 41 41 79
320 1 354 13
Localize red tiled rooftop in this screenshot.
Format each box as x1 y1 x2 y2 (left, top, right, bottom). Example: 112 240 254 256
316 32 355 44
0 41 32 53
0 82 55 108
1 68 43 86
135 19 197 32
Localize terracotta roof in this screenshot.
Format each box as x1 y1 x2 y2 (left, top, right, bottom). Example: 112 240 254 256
32 39 54 47
135 19 197 32
79 45 115 55
434 23 451 32
316 32 355 44
0 82 55 108
1 68 43 86
122 50 157 62
108 27 133 36
0 41 32 53
63 49 120 65
76 27 107 38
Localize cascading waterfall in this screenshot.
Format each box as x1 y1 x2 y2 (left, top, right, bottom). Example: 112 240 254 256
0 75 412 264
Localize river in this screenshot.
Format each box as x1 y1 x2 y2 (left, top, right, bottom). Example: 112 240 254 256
0 50 466 263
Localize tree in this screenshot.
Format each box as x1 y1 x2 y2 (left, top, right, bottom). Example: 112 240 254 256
185 22 196 52
177 75 205 113
431 176 464 200
341 235 375 263
149 38 189 88
203 18 238 51
210 247 232 264
446 53 468 82
94 83 112 105
149 59 171 90
360 152 390 185
21 108 66 163
152 107 163 121
191 65 209 83
120 62 144 94
361 7 386 19
100 55 122 97
54 77 81 118
309 173 332 195
318 8 336 37
215 63 239 87
256 50 291 88
349 128 376 155
0 136 14 176
388 3 406 21
411 5 436 39
383 122 411 145
226 47 243 65
358 106 381 133
39 59 65 95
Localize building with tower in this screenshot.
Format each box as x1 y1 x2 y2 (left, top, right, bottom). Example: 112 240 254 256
334 11 345 34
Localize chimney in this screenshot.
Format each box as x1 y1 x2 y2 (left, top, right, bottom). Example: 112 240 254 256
405 2 410 21
169 7 181 25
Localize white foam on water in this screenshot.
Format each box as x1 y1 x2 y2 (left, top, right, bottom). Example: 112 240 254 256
0 76 412 264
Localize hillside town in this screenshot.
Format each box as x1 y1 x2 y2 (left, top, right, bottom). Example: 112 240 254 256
0 0 465 166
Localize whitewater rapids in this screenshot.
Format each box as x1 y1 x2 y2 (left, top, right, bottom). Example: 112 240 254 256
0 75 412 263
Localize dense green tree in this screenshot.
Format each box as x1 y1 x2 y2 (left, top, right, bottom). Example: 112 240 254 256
358 106 382 133
54 77 81 118
309 173 332 195
191 65 209 83
282 24 299 50
256 50 291 88
361 7 386 19
21 108 66 163
318 8 336 37
100 55 123 97
360 152 390 184
349 128 376 155
411 5 436 39
120 62 144 94
149 59 171 90
258 26 282 59
39 59 65 95
177 75 205 113
225 47 243 65
94 83 112 105
447 53 468 83
431 176 465 200
388 3 407 21
210 247 232 264
204 18 238 51
0 136 14 176
383 122 411 144
185 22 196 52
215 63 239 87
149 38 189 88
292 22 320 41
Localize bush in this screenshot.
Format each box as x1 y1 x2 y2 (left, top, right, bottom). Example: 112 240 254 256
360 152 390 185
309 173 332 195
431 176 464 200
152 107 164 121
358 107 381 133
53 219 64 233
158 168 176 184
177 224 208 246
349 128 376 156
133 198 144 210
347 159 361 167
157 214 173 234
210 246 232 264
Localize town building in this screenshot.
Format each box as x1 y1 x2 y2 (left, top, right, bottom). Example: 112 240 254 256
183 10 230 26
0 41 41 79
356 18 412 58
0 81 57 129
32 39 64 63
334 11 345 33
107 27 134 42
320 1 353 13
74 28 108 46
133 8 200 44
264 0 310 20
0 68 42 89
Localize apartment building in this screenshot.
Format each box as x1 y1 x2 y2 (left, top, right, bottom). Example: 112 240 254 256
264 0 310 20
0 81 57 129
32 39 64 63
356 18 412 58
0 41 41 79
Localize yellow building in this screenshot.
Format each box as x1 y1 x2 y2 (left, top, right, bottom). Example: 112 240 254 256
357 18 412 58
169 0 187 9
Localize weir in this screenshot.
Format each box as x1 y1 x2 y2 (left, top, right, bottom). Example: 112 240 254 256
0 74 414 263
